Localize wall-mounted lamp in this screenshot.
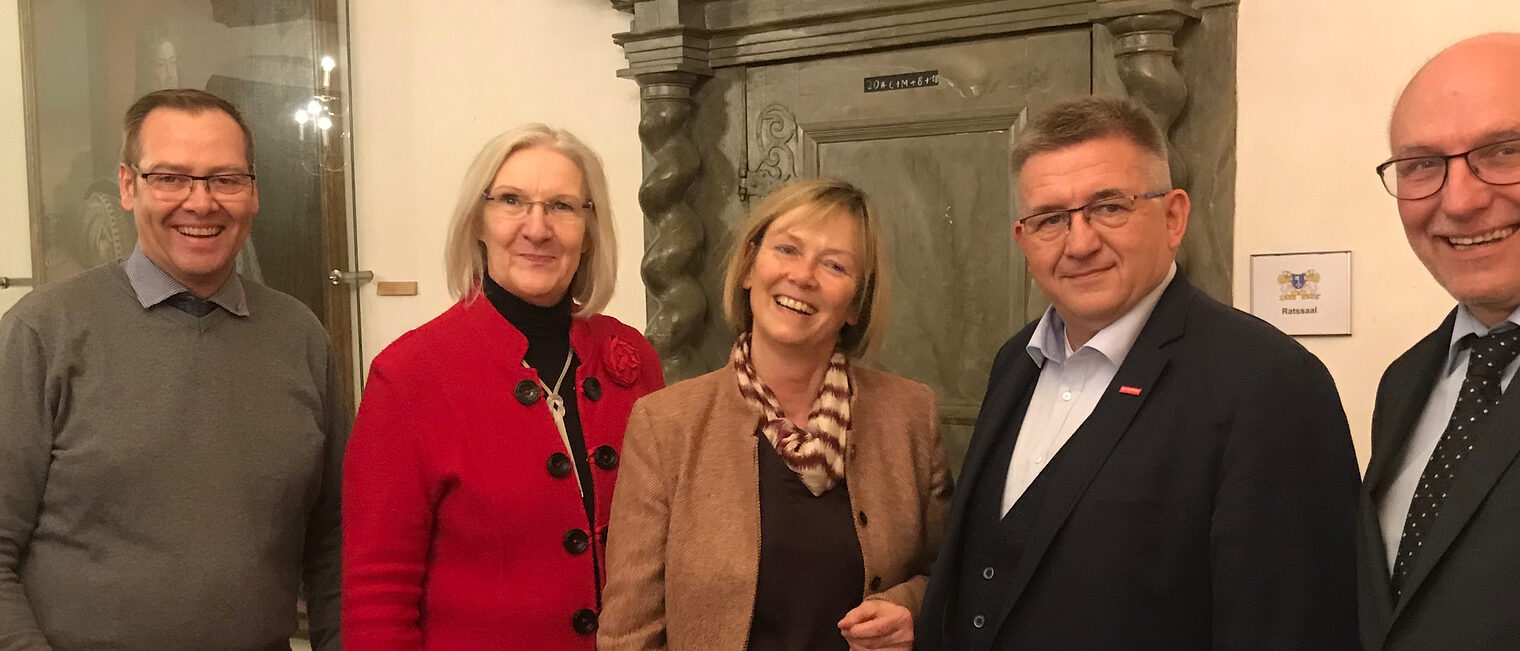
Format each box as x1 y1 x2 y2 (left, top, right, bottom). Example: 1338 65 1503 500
293 55 340 144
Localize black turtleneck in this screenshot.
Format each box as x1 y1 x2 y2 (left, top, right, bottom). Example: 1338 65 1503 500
481 275 595 532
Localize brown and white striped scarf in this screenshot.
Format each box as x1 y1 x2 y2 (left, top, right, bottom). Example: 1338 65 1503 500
731 332 852 496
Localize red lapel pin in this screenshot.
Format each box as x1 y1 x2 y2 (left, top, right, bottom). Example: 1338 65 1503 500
1119 385 1142 396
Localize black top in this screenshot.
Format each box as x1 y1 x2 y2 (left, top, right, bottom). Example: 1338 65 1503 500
748 435 864 651
949 380 1040 650
481 276 596 532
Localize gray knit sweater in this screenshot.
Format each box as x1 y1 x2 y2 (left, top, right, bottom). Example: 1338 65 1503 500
0 263 347 650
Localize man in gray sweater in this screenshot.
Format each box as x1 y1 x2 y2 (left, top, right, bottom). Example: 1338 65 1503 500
0 89 346 650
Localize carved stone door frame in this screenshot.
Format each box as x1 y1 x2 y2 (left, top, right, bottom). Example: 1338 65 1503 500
612 0 1240 381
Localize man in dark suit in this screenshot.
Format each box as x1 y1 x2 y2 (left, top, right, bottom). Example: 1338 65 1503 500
916 97 1360 650
1358 33 1520 650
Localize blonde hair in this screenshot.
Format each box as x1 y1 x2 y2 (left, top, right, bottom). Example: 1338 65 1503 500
443 124 617 315
721 178 890 359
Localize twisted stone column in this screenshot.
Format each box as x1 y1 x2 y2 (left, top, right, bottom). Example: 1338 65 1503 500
1105 12 1191 187
636 71 706 381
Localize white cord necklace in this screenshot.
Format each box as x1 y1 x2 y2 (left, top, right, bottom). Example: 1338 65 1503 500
525 350 582 497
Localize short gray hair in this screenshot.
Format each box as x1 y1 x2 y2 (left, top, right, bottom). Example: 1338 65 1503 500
1010 96 1169 178
442 124 617 315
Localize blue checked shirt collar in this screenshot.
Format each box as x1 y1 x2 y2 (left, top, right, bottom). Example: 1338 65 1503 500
124 246 249 317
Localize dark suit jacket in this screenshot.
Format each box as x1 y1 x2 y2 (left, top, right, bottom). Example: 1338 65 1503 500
1357 309 1520 649
917 273 1360 650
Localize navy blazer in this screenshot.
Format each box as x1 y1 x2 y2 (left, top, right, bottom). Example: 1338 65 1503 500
1357 309 1520 649
917 273 1360 650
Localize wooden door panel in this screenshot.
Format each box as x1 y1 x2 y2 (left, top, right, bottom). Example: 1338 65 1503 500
819 132 1017 474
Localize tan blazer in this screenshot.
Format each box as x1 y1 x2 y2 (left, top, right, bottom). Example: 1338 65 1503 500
599 364 952 651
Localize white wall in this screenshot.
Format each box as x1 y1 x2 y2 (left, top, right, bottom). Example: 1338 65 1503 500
347 0 644 372
1235 1 1520 468
0 0 29 314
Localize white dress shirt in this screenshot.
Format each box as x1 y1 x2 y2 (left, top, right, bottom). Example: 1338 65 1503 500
1001 264 1177 515
1377 305 1520 571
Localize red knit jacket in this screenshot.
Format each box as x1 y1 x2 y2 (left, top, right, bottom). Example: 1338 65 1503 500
343 297 663 649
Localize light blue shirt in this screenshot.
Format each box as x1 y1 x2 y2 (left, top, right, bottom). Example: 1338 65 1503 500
1000 263 1177 514
123 246 248 317
1377 304 1520 571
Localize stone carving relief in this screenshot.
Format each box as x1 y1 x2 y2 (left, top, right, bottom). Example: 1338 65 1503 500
744 103 798 200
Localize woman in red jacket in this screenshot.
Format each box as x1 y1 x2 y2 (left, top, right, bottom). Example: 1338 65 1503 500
343 124 663 649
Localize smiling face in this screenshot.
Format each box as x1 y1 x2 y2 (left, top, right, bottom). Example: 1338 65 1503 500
119 107 258 297
480 146 589 307
1013 136 1188 347
743 207 862 358
1390 34 1520 326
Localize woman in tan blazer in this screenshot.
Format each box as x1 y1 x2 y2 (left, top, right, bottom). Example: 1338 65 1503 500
600 178 952 651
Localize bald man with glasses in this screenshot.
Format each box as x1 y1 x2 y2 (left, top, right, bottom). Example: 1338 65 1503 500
1358 33 1520 651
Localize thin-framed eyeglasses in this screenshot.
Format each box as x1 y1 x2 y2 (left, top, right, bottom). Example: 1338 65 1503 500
1376 137 1520 200
480 190 593 221
132 165 256 198
1017 190 1170 242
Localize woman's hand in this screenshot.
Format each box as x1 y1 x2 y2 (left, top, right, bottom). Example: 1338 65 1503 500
837 599 914 650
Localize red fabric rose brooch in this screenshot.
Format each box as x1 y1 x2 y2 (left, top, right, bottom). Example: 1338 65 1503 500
603 335 641 387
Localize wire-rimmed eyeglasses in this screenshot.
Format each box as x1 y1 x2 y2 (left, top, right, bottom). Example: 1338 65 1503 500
132 165 256 198
1016 190 1170 242
1376 138 1520 200
480 190 593 221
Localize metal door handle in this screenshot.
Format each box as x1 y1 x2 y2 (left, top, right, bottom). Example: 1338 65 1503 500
328 269 374 286
0 276 34 289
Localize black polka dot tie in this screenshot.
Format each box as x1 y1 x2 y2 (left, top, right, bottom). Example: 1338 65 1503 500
1390 327 1520 598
